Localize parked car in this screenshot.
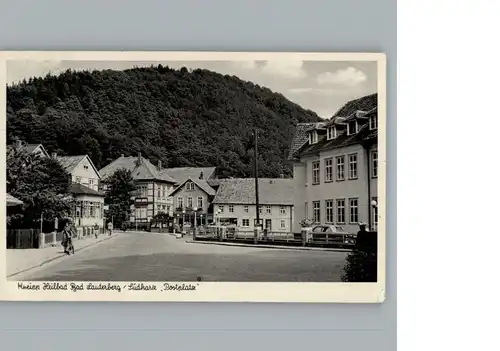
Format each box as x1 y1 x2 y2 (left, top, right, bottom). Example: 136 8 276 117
307 224 356 247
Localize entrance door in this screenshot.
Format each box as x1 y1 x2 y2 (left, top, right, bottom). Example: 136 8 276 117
265 219 272 231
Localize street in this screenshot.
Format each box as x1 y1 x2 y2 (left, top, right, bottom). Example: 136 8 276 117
15 232 348 282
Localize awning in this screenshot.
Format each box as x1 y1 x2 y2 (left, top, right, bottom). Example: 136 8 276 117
6 193 24 206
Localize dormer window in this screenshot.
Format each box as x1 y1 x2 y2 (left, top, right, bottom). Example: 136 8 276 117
347 121 358 136
326 127 337 140
369 115 377 130
309 131 319 144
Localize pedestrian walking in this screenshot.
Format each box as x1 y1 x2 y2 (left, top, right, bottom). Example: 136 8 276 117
61 219 75 255
107 221 113 236
94 223 99 238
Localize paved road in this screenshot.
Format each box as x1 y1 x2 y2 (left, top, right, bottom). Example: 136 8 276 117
17 232 348 282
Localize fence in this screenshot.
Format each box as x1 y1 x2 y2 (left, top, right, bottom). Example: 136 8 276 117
7 226 106 249
7 229 40 249
195 226 358 248
195 227 304 245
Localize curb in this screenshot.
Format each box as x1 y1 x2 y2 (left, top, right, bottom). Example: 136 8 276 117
7 234 119 279
184 240 352 253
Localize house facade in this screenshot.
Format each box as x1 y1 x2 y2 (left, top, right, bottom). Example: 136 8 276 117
169 176 216 227
55 154 106 229
211 178 294 233
99 153 177 226
289 93 379 234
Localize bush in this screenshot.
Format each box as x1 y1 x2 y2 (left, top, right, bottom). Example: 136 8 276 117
341 231 378 282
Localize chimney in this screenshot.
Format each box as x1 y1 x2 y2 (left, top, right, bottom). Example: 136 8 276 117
158 160 162 170
199 171 204 180
137 152 142 165
52 152 57 159
121 153 125 158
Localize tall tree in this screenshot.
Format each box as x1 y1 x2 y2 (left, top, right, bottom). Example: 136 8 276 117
7 144 73 229
103 169 137 228
6 66 321 177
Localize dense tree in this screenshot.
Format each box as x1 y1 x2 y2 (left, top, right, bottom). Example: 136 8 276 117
7 66 321 177
6 144 73 229
103 169 137 228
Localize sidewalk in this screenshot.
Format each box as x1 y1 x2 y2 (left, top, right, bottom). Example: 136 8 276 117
6 232 119 278
185 239 352 252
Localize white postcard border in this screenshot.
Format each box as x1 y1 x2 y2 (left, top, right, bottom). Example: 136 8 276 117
0 51 387 303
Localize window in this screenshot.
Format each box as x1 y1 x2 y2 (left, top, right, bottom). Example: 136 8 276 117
137 185 147 198
83 201 89 217
348 153 358 179
304 202 308 218
229 205 234 213
75 176 82 184
280 206 286 215
369 115 377 130
177 197 183 209
280 220 286 229
371 151 378 178
187 197 193 208
218 205 224 213
336 199 346 224
89 179 94 186
162 185 166 198
197 196 203 209
313 201 321 223
266 205 271 214
371 197 378 231
157 186 161 198
312 161 320 185
162 205 166 210
84 165 89 170
325 200 334 223
324 158 333 182
347 120 358 135
89 202 95 218
186 182 195 191
336 156 345 181
326 127 337 140
349 198 359 224
259 206 263 214
242 219 250 227
244 205 249 213
309 131 318 144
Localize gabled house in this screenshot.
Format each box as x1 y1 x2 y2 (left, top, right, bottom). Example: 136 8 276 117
54 153 105 229
55 154 101 192
168 176 217 227
22 143 50 158
99 153 177 226
288 93 379 233
211 178 295 232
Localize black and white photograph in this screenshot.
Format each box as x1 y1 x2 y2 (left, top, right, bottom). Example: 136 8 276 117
0 52 386 302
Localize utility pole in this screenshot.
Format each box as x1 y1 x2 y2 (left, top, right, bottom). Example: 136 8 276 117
254 128 260 245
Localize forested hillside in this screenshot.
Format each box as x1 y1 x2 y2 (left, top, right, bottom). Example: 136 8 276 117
6 65 321 177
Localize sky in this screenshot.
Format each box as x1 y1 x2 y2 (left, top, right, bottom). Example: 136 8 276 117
6 59 377 118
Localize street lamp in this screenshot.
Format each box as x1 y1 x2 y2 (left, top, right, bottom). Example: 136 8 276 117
182 209 186 236
371 200 378 231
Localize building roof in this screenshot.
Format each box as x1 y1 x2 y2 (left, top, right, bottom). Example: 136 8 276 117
287 122 323 161
25 143 45 154
212 178 294 206
289 94 378 159
56 155 101 179
169 177 217 197
160 167 216 184
99 155 176 183
6 193 24 206
68 183 105 197
295 122 377 158
332 93 378 118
